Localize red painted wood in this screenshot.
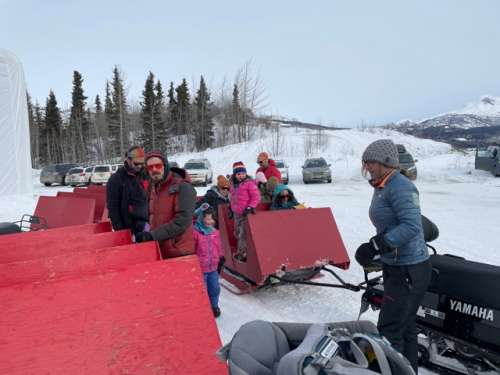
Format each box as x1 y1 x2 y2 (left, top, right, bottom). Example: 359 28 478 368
0 222 111 255
33 196 95 229
57 191 106 223
219 204 350 286
0 257 226 374
0 242 160 287
87 184 107 193
0 230 132 264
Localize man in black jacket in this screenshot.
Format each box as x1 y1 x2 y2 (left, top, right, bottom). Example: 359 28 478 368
196 175 230 228
106 146 149 235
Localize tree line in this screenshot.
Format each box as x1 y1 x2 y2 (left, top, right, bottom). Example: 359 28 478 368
28 62 266 168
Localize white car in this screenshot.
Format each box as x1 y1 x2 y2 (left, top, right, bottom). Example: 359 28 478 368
83 166 95 185
91 164 113 185
65 167 87 187
184 159 213 186
275 160 289 184
111 164 122 174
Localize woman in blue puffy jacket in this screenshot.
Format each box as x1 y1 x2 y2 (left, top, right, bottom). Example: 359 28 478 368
356 139 432 374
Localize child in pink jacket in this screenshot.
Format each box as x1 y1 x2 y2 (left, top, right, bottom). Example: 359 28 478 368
193 203 224 318
229 161 260 261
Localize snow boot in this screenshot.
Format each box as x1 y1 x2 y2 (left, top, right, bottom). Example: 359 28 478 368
212 306 221 318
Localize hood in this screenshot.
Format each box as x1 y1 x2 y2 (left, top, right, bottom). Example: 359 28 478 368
273 184 295 199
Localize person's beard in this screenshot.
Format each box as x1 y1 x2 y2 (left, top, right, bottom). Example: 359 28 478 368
151 172 163 183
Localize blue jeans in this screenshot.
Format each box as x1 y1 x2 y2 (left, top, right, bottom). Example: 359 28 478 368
203 271 221 308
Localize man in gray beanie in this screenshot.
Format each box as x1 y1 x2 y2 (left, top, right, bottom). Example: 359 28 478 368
356 138 431 374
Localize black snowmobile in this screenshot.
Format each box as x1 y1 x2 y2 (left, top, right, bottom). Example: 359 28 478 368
226 217 500 374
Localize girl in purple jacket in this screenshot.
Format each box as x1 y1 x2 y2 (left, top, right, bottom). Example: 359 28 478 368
230 161 260 262
193 204 224 318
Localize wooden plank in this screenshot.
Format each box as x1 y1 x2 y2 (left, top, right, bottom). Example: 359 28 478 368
0 230 132 264
0 256 226 375
33 196 95 229
0 242 160 287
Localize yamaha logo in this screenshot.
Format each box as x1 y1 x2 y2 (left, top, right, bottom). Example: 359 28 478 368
450 299 494 322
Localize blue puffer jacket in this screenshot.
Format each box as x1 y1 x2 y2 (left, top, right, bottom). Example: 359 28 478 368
369 170 429 266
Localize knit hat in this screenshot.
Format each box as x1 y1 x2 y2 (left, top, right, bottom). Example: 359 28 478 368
255 171 267 184
257 152 269 162
217 175 230 189
362 139 399 168
232 161 247 174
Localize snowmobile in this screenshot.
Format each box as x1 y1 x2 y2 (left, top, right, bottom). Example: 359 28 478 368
258 217 500 374
0 214 47 235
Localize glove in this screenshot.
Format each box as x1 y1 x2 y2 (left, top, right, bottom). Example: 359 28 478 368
135 231 154 243
355 243 377 267
228 209 234 220
217 256 226 274
243 207 256 217
369 232 392 255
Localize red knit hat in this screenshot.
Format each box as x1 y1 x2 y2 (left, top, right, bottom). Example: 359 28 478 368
232 161 247 174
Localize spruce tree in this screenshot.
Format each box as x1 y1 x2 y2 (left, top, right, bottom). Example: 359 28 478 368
153 79 166 149
232 84 243 142
166 81 178 135
175 78 191 136
27 93 40 167
110 66 129 158
44 90 64 164
140 71 156 150
194 76 215 150
34 102 46 166
69 70 89 162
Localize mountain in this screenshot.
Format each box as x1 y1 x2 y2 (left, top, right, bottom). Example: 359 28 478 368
393 96 500 148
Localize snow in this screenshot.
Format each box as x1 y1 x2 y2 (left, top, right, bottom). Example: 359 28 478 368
1 126 499 375
452 95 500 117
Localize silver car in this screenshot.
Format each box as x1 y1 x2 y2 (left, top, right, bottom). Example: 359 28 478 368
65 167 87 186
40 163 79 186
275 160 289 184
302 157 332 184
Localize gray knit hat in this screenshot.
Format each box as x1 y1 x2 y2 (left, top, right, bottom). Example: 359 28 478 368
362 139 399 168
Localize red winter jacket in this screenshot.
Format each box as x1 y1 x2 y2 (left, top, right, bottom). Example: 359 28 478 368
256 159 282 182
193 229 223 273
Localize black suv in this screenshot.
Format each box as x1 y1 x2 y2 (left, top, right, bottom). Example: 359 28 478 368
40 163 79 186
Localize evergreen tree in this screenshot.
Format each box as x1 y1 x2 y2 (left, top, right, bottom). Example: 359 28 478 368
93 95 106 162
140 72 156 150
110 66 129 158
175 78 191 136
153 79 166 148
44 90 64 164
194 75 215 150
232 84 243 142
69 70 89 162
34 102 45 166
166 81 177 135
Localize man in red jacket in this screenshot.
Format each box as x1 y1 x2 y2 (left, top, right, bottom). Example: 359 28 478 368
256 152 282 182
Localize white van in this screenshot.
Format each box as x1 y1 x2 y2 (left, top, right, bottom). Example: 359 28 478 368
91 165 113 184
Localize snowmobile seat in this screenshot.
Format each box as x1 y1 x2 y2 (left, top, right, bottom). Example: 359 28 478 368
430 254 500 310
0 222 21 235
220 320 414 375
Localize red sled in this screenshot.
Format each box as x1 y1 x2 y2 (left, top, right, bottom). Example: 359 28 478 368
218 203 350 294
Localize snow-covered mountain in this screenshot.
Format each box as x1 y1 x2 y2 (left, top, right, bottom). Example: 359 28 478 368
394 96 500 148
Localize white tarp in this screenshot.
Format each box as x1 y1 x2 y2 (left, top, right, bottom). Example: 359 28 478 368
0 49 33 196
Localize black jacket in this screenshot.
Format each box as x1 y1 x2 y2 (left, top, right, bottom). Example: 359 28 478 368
195 186 229 227
106 166 148 234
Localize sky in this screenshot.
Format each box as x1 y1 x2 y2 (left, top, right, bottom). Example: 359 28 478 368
2 0 500 127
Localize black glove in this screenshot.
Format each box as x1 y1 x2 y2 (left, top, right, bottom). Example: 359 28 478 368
243 207 256 217
217 256 226 274
355 243 377 267
135 231 154 243
228 209 234 220
369 232 392 255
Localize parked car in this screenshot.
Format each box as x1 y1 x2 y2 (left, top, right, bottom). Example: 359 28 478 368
302 158 332 184
275 160 289 184
111 164 122 174
40 163 79 186
91 164 113 185
83 166 95 185
475 146 500 176
169 161 179 168
183 159 213 186
396 145 418 180
65 167 87 187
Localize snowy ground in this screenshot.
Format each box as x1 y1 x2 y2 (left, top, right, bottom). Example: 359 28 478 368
1 127 499 374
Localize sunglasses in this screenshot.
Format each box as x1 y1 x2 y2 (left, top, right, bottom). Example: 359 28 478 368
257 160 264 164
147 163 164 172
132 161 144 167
280 193 289 198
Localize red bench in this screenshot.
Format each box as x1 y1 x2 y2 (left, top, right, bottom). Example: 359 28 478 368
0 256 226 374
0 242 160 288
0 229 132 264
33 195 96 229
